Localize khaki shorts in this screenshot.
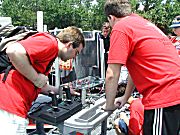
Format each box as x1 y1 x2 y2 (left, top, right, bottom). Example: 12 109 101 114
0 109 29 135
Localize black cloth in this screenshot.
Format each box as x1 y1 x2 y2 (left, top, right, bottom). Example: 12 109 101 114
99 33 110 53
143 104 180 135
100 33 110 73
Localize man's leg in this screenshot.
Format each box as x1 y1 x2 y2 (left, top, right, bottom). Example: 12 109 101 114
0 109 28 135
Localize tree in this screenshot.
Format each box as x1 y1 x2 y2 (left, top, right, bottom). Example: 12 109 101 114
0 0 37 27
0 0 179 32
134 0 180 34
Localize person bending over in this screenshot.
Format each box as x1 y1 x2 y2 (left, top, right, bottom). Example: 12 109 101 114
103 0 180 135
0 26 85 134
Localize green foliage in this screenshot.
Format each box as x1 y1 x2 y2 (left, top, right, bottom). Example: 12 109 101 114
133 0 180 34
0 0 179 33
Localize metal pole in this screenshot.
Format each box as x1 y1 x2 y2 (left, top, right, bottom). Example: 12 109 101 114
81 88 86 105
37 11 43 32
101 119 107 135
55 57 63 99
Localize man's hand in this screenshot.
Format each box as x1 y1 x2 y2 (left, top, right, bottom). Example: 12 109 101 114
102 96 128 112
114 95 128 109
32 73 48 88
102 102 117 112
70 88 80 96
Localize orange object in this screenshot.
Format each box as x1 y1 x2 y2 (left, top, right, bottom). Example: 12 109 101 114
59 59 72 70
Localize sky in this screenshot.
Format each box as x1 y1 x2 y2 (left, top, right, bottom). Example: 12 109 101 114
91 0 97 5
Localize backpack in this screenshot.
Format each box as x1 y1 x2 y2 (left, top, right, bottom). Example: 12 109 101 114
0 24 38 82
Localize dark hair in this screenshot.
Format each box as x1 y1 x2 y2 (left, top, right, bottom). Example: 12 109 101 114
116 82 127 97
56 26 85 48
102 22 110 28
104 0 132 18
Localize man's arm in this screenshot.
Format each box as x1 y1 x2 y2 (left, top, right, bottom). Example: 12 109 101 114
123 75 135 100
105 63 122 110
6 42 48 88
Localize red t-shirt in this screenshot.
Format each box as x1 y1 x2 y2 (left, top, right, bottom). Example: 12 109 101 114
0 32 58 118
128 98 144 135
108 14 180 109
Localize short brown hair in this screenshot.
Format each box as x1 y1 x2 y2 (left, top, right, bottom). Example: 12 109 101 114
104 0 132 18
102 22 110 29
56 26 85 48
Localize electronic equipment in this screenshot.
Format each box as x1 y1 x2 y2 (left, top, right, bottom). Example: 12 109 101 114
28 76 104 125
71 76 104 90
28 87 82 126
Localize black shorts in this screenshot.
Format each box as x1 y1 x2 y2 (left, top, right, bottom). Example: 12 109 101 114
143 104 180 135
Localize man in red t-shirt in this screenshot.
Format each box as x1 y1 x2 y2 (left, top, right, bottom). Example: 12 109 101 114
170 15 180 57
103 0 180 135
0 26 85 134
